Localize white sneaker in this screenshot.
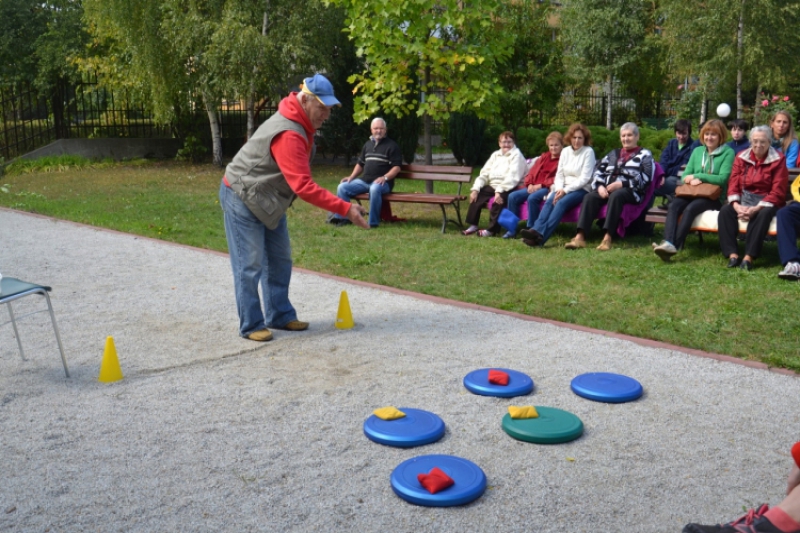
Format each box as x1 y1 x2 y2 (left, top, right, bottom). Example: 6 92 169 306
654 242 677 262
778 262 800 281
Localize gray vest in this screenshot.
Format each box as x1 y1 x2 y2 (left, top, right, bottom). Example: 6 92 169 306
225 111 313 229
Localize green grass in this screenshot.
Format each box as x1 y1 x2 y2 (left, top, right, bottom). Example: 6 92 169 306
1 158 798 369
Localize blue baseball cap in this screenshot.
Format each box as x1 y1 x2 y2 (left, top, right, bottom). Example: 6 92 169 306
300 74 341 107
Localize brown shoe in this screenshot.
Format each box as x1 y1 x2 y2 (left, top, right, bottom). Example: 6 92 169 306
274 320 309 331
247 329 273 342
596 240 612 251
564 238 585 250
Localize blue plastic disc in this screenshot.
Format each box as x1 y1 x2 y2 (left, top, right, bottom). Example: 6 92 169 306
502 406 584 444
463 368 534 398
363 408 446 448
391 454 487 507
570 372 643 403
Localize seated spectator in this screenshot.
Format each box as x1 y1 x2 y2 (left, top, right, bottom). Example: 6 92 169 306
653 119 735 261
519 123 596 248
655 119 697 205
726 118 751 153
503 131 564 238
770 110 799 169
462 131 527 237
682 442 800 532
329 117 402 228
565 122 654 251
718 125 788 271
776 172 800 280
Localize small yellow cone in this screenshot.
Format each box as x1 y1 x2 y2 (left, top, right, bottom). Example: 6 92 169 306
98 336 124 382
335 290 354 329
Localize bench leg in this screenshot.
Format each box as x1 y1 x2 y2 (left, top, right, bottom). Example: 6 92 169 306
6 302 26 361
43 292 69 378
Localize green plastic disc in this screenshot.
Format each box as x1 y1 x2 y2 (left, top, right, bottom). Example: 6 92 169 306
501 406 584 444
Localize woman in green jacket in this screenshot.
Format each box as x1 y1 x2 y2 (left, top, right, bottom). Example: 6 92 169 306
654 119 735 260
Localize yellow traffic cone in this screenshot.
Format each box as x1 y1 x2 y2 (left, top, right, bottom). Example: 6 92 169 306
335 290 354 329
98 336 124 382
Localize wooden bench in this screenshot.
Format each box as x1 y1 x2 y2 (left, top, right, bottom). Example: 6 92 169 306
645 167 800 236
353 164 473 233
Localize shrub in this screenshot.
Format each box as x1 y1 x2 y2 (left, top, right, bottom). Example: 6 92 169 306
175 135 208 164
449 112 488 167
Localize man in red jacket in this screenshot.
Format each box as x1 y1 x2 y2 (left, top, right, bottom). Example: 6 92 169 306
220 74 368 342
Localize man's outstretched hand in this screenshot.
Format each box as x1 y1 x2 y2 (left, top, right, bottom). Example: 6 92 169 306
346 204 370 228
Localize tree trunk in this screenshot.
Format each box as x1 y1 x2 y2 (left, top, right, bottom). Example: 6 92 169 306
423 66 433 193
736 0 744 119
605 76 613 130
700 94 707 124
246 96 255 140
205 95 223 167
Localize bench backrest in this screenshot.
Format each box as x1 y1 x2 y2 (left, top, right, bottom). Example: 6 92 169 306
396 164 473 184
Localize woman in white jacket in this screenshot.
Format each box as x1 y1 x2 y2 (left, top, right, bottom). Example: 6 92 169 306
520 123 596 247
462 131 528 236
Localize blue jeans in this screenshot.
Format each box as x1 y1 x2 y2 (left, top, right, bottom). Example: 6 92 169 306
333 178 391 227
219 181 297 336
654 175 681 198
777 203 800 265
507 188 550 230
532 189 588 244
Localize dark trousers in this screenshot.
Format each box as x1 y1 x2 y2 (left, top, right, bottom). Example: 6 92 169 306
577 188 637 236
718 203 778 259
777 203 800 265
664 197 722 249
466 186 511 233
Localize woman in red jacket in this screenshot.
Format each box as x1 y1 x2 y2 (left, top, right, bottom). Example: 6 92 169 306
503 131 563 238
718 125 788 271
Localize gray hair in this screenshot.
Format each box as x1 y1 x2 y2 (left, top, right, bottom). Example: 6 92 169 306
620 122 639 136
750 125 774 143
371 117 387 129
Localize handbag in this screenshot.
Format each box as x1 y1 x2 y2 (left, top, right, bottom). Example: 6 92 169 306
675 182 722 201
741 190 765 207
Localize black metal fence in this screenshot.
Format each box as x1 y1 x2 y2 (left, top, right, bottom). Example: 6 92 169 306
1 78 680 162
0 77 278 161
540 88 680 130
0 82 56 160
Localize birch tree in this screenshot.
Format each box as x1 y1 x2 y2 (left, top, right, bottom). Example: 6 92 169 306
84 0 335 166
661 0 800 119
560 0 652 130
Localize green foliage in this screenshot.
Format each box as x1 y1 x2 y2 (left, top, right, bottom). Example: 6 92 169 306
316 7 371 165
82 0 345 165
5 155 118 175
0 0 47 83
326 0 514 123
495 1 566 132
516 126 567 159
448 112 487 167
175 136 208 164
560 0 652 89
670 87 705 128
661 0 800 113
384 113 421 166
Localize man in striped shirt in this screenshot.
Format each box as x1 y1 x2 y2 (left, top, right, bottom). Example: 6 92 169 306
329 117 403 228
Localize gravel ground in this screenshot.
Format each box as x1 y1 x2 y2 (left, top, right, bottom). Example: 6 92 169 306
1 208 799 533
